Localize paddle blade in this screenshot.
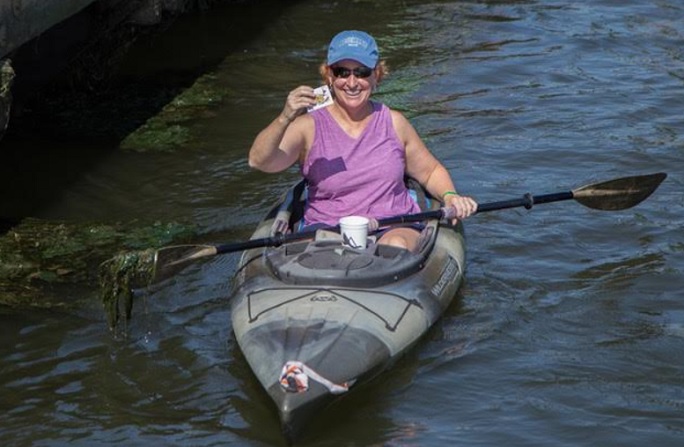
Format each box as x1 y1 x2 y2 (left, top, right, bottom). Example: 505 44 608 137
572 172 667 211
152 244 218 283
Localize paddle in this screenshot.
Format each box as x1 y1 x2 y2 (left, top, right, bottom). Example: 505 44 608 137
147 172 666 284
99 172 666 331
476 171 667 213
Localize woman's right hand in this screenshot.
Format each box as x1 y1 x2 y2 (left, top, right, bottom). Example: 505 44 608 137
282 86 316 123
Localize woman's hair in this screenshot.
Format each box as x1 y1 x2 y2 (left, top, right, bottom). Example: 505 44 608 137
318 60 389 84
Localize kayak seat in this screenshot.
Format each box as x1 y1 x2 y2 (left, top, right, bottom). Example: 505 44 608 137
268 177 433 237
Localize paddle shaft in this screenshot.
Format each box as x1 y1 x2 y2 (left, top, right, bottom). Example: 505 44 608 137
210 191 577 255
476 191 574 213
213 231 315 255
213 175 669 256
211 210 451 255
370 190 577 225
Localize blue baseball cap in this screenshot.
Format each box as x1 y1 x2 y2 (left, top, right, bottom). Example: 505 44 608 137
327 30 379 68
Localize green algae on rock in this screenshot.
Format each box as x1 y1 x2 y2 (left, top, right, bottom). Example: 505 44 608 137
0 218 196 319
120 72 227 152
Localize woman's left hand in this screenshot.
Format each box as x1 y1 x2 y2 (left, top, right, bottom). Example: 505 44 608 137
445 194 478 223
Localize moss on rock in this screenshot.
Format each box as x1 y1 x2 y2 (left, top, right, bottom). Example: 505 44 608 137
0 218 197 316
120 72 227 152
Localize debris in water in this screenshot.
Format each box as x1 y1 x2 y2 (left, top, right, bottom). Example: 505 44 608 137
99 248 157 333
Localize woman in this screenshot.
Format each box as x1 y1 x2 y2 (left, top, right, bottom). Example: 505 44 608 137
249 30 478 251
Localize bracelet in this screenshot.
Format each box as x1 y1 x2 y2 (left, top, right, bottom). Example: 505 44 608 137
441 191 458 202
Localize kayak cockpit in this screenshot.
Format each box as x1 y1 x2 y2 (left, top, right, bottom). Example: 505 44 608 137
264 224 437 288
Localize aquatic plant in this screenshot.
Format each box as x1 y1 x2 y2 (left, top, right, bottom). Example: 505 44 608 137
99 248 156 332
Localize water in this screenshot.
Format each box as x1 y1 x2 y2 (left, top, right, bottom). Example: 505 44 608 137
1 0 683 445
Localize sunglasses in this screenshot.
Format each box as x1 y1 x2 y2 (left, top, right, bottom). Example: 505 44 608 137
331 66 374 79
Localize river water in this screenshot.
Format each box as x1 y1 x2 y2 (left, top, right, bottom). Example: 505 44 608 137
1 0 683 445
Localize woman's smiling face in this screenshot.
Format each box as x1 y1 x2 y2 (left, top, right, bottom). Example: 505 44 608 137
328 60 377 110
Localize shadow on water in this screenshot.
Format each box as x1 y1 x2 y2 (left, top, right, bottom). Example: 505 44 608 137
1 0 302 219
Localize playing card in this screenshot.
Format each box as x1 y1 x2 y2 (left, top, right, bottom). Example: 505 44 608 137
307 85 333 112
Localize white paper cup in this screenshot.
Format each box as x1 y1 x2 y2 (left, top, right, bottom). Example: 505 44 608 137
339 216 369 249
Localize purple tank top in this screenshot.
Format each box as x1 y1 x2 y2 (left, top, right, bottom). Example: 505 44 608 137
301 102 420 226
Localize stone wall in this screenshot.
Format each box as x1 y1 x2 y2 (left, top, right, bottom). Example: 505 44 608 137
0 0 203 141
0 0 197 58
0 0 99 59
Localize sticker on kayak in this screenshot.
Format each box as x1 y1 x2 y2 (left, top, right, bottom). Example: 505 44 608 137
279 360 354 394
431 255 460 297
307 85 333 112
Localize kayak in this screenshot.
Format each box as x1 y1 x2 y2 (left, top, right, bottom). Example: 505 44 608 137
228 179 466 440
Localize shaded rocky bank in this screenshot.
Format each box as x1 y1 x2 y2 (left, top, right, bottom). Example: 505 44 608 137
0 0 214 139
0 0 297 316
4 0 245 140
